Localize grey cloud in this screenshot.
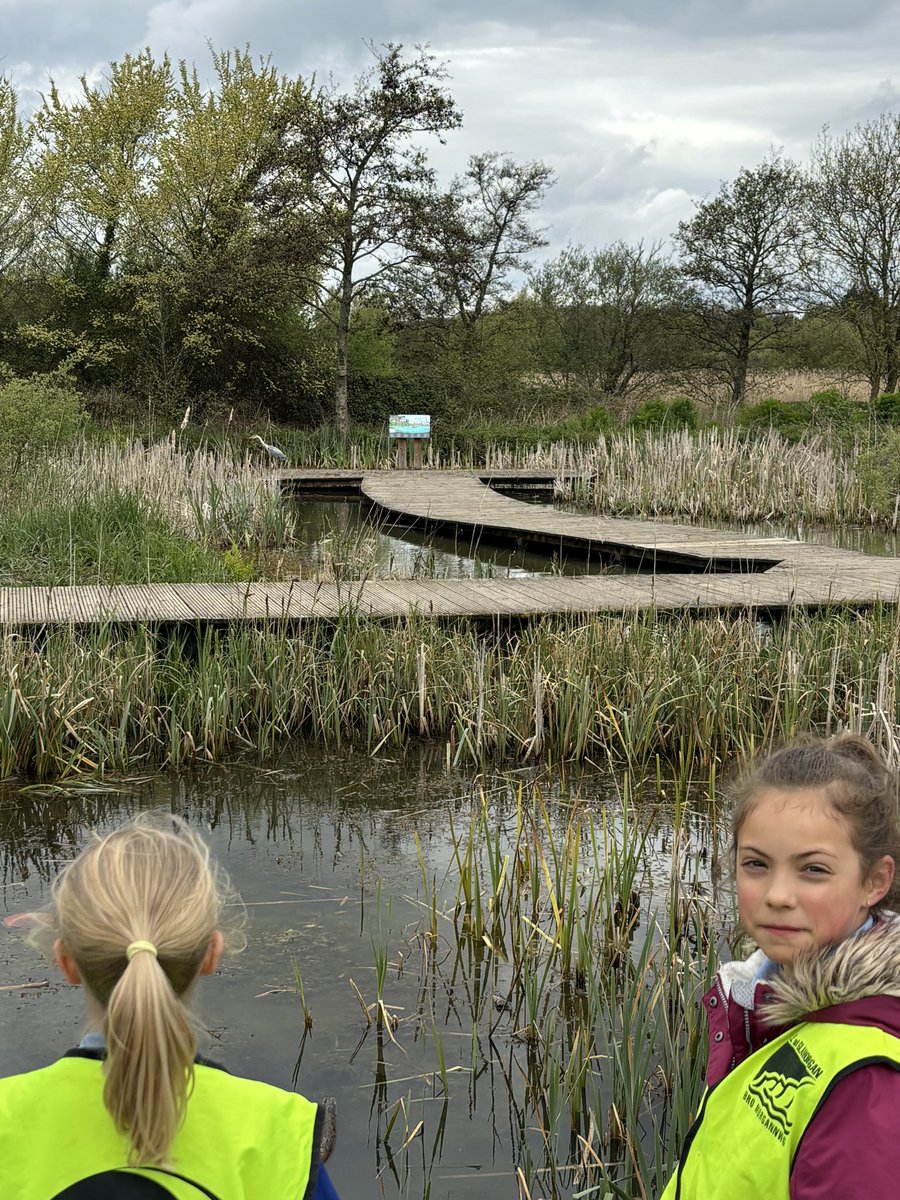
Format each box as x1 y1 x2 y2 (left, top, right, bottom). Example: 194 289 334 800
4 0 900 252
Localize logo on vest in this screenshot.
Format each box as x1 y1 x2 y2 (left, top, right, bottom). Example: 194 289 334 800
742 1039 821 1145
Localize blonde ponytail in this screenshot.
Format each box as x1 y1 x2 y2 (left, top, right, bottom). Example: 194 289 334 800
103 949 198 1164
49 816 235 1165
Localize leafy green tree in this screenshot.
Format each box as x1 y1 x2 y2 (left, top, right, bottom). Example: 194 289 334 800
529 240 681 400
297 43 461 437
132 48 322 411
0 79 35 282
16 48 323 415
20 51 173 381
765 308 863 373
808 115 900 397
674 152 809 407
0 78 41 369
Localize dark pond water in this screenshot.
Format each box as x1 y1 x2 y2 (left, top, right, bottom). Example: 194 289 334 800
680 517 900 557
289 498 621 578
0 750 719 1198
562 500 900 558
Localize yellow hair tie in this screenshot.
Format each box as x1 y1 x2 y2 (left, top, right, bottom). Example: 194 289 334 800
126 940 158 962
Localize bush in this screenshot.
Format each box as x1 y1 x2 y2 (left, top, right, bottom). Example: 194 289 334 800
872 392 900 424
807 388 862 436
668 396 698 430
856 430 900 516
628 397 698 433
581 403 614 435
0 374 86 464
736 398 812 441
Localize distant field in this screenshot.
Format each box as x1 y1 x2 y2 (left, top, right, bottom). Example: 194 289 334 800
520 369 873 416
653 369 871 407
741 370 870 404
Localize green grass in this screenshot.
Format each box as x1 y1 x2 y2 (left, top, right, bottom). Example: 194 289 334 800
0 488 242 585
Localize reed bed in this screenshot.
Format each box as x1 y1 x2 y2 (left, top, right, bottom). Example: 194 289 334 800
0 436 295 567
1 430 888 586
2 607 899 781
243 425 885 526
485 429 875 525
363 781 723 1198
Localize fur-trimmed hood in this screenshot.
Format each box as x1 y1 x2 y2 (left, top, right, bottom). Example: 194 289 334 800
763 914 900 1027
701 917 900 1196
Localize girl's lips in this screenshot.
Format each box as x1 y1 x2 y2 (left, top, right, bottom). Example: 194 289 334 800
761 925 804 933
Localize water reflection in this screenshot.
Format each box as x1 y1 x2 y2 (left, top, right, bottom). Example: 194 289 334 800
0 751 724 1198
682 516 900 557
290 498 618 578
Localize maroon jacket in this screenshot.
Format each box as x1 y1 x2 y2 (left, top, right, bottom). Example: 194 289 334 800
702 922 900 1199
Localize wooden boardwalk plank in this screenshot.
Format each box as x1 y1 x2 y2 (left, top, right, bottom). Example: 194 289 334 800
3 468 900 625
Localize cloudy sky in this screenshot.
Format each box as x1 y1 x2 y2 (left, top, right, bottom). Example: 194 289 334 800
3 1 899 257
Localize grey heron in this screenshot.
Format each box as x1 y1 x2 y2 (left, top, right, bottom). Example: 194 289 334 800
249 434 288 462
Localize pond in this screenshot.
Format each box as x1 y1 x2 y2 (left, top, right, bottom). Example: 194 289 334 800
0 750 722 1198
289 498 622 578
676 516 900 558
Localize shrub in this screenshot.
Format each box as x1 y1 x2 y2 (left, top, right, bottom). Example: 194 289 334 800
807 387 861 436
871 392 900 424
628 397 697 433
856 430 900 516
0 374 86 465
667 396 698 431
736 398 812 441
581 403 614 435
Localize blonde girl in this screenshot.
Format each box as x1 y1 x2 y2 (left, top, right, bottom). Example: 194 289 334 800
663 734 900 1200
0 815 341 1199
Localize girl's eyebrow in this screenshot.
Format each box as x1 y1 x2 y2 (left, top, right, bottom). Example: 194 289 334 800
738 844 838 860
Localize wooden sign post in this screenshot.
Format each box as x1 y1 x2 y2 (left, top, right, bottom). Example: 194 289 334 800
388 415 430 470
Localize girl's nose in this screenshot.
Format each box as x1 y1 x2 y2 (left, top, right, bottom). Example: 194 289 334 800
765 874 796 908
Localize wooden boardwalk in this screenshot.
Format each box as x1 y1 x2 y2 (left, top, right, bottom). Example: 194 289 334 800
1 469 899 626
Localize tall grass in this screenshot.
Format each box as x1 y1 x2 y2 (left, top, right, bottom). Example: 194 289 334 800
486 428 875 525
373 782 722 1197
2 607 900 781
0 436 296 564
1 429 892 587
0 487 242 586
237 424 889 526
236 421 890 528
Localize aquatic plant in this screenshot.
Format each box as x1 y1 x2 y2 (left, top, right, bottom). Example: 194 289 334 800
2 606 900 781
362 780 721 1197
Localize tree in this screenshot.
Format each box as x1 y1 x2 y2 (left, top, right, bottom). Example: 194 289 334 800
30 50 172 279
132 48 322 410
17 48 323 412
298 43 461 437
0 77 40 365
808 115 900 397
412 153 553 325
674 153 809 407
529 240 681 399
396 152 552 416
0 78 35 279
20 51 173 381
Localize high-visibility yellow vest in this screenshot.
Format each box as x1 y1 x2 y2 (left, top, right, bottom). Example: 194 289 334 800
0 1053 322 1199
662 1021 900 1199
